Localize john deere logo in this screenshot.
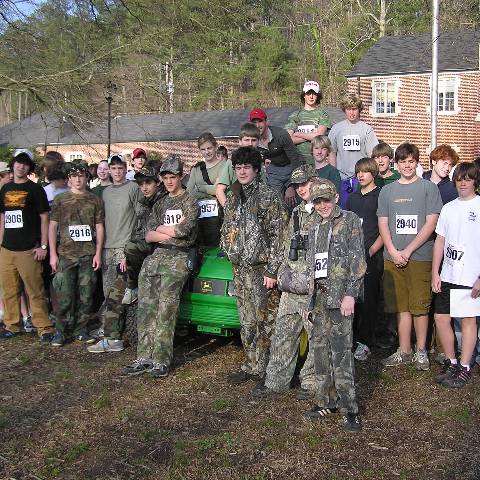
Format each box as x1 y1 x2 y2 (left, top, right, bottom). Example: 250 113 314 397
200 281 213 293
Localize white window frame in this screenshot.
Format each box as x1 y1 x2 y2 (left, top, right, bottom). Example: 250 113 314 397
371 79 401 116
437 78 459 114
66 151 84 161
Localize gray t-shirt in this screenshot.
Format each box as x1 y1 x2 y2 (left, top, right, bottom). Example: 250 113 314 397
377 178 443 261
102 181 140 249
328 119 378 179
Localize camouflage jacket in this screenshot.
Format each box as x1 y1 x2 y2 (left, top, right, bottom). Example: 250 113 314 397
220 177 288 278
306 205 366 308
131 186 167 241
146 189 199 249
277 201 317 294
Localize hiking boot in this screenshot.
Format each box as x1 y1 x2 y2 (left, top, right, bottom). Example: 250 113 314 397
442 365 472 388
381 348 413 367
354 342 371 361
121 288 138 305
226 370 256 385
122 358 153 376
0 329 17 339
343 412 362 433
435 359 458 384
413 348 430 371
149 363 169 378
51 331 65 347
87 338 124 353
39 332 55 345
75 331 96 344
304 405 338 420
296 387 315 401
22 315 36 333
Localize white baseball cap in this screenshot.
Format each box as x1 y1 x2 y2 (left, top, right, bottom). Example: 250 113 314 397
13 148 34 161
303 81 320 94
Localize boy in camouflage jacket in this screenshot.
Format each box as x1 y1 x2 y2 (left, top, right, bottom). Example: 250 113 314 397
220 146 288 385
304 180 366 433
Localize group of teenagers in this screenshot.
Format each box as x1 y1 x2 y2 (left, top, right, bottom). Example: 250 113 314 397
0 83 479 435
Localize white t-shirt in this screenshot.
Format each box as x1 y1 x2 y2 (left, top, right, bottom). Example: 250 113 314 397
436 196 480 287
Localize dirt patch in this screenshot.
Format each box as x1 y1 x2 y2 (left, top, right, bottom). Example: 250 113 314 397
0 333 479 480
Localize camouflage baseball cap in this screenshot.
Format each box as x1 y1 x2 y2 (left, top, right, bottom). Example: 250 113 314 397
309 179 337 202
66 161 89 176
134 166 157 181
159 154 183 176
290 165 318 185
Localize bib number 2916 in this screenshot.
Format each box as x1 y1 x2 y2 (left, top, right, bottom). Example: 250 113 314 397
69 225 92 242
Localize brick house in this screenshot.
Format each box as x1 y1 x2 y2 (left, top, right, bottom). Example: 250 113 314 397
346 30 480 167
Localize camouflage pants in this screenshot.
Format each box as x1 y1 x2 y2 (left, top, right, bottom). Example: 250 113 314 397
265 292 316 392
102 248 125 299
136 251 190 366
124 240 153 290
233 264 280 377
103 273 128 340
52 256 97 335
311 293 358 414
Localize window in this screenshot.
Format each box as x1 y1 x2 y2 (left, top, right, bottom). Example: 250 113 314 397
373 80 398 114
437 78 457 112
67 151 84 161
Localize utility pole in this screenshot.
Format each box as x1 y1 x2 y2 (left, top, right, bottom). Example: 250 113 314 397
105 80 117 159
430 0 440 164
166 62 174 114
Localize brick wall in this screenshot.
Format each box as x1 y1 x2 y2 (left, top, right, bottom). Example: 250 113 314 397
347 71 480 168
44 138 241 172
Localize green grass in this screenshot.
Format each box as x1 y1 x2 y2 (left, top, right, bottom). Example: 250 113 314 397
92 392 111 409
431 405 471 423
211 398 234 411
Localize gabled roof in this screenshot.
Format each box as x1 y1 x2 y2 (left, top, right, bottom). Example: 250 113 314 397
54 106 344 146
347 30 480 78
0 112 76 148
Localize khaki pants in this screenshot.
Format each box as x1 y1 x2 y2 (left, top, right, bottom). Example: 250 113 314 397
0 247 52 336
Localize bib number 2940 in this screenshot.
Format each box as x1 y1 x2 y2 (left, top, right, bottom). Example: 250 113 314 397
396 215 418 235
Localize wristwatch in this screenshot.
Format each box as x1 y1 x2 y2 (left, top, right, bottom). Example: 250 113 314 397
41 244 47 250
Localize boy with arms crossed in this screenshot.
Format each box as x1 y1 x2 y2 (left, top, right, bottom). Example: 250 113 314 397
432 162 480 387
49 163 104 345
378 143 443 370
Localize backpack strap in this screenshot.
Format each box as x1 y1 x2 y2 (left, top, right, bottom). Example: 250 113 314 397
194 161 213 185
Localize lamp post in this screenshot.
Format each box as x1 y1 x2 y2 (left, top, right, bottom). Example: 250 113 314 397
105 81 117 158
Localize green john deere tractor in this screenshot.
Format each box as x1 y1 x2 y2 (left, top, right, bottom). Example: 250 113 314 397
178 247 239 336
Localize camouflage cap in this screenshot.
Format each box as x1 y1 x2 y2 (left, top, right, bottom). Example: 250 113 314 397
159 154 183 176
289 165 318 186
66 161 89 176
310 179 337 202
134 166 157 181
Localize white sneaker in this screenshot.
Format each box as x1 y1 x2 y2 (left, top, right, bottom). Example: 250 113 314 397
353 342 371 361
87 338 124 353
121 288 138 305
413 348 430 371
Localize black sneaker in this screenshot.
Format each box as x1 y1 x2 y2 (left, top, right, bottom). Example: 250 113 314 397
51 331 65 347
442 365 472 388
226 370 256 385
435 359 458 384
39 332 55 345
296 387 314 401
304 405 338 420
343 412 361 433
122 359 153 376
0 329 17 339
149 363 169 378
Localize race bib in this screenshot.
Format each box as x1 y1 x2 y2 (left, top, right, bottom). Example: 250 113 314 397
69 225 92 242
314 252 328 279
297 124 316 134
396 214 418 235
198 199 218 219
342 135 361 151
4 210 23 229
444 242 465 266
164 209 182 226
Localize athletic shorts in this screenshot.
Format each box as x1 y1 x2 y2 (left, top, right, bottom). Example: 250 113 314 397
434 282 471 315
383 260 432 315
